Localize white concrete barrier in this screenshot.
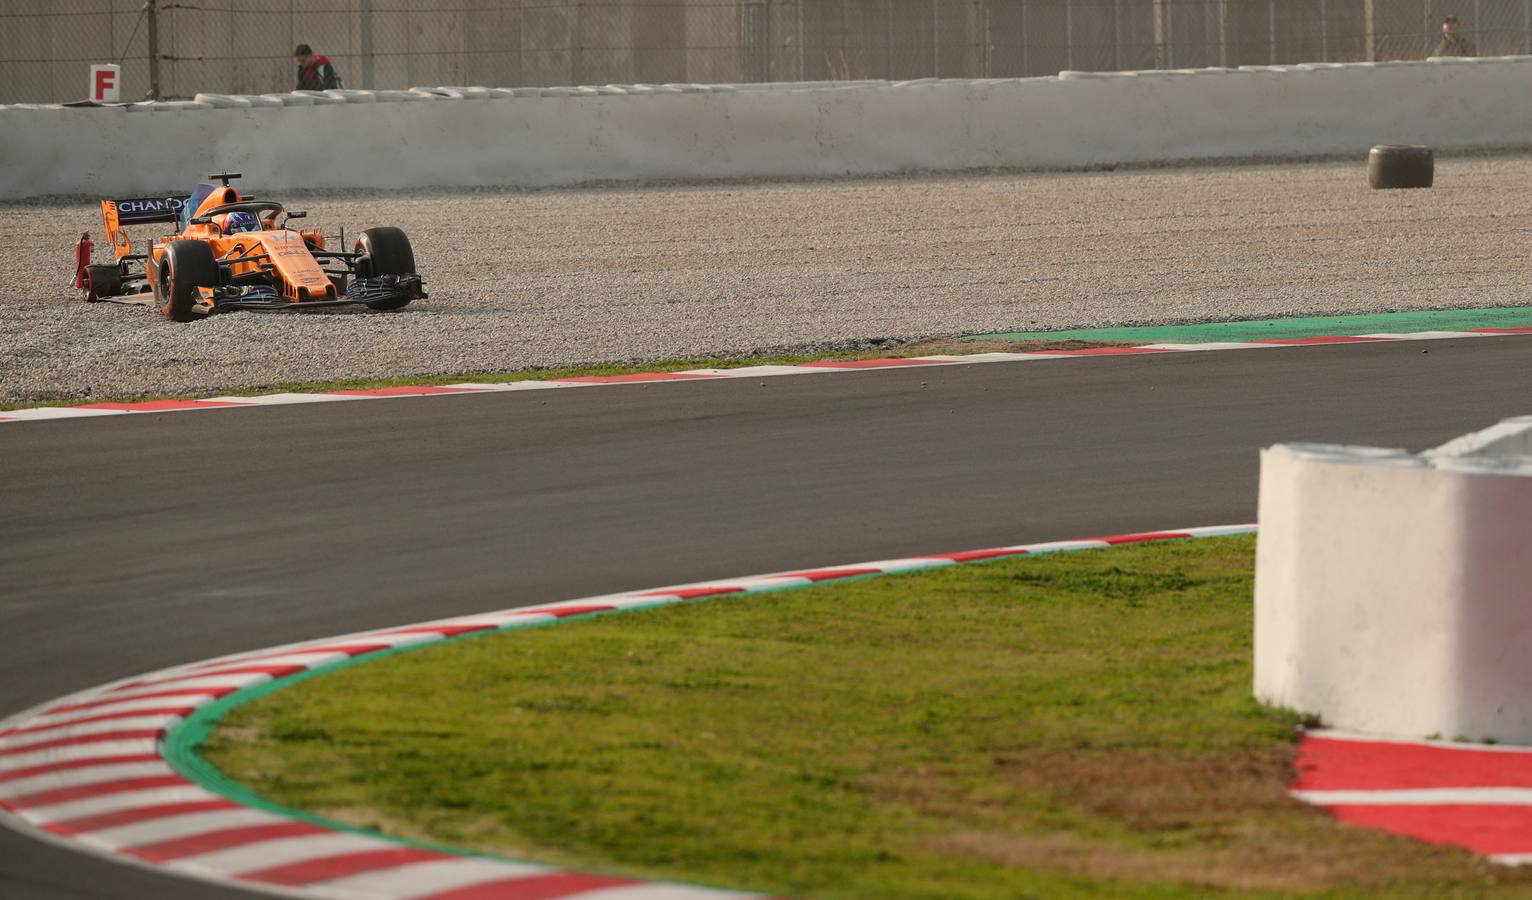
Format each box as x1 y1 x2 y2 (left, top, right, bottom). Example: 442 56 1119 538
5 56 1532 199
1254 418 1532 744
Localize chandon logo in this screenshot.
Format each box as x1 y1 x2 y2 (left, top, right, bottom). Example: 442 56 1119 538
114 196 186 223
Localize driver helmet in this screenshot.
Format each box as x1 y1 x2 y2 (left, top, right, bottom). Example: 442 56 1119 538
225 211 260 234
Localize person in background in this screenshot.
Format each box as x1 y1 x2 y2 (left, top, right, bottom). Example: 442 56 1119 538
1434 16 1475 57
294 44 344 91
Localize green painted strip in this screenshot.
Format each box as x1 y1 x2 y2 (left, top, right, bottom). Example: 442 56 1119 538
970 306 1532 344
159 527 1256 881
162 620 561 864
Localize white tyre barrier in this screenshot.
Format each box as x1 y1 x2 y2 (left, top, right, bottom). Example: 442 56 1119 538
291 89 345 105
192 93 252 109
372 89 433 102
1254 418 1532 744
7 56 1532 199
322 89 378 104
261 92 314 106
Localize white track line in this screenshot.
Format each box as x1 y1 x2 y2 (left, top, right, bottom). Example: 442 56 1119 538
4 329 1527 425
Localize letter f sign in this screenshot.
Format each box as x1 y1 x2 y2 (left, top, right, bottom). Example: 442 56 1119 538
90 65 121 102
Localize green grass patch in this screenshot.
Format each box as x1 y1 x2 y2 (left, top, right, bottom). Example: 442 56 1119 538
0 337 1111 411
202 536 1527 898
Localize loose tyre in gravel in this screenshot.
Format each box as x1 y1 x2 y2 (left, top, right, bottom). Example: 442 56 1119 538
71 172 427 321
1369 145 1434 189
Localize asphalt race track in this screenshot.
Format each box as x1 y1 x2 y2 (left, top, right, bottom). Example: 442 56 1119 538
3 336 1531 899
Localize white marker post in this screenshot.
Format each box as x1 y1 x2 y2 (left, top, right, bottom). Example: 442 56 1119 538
90 64 121 102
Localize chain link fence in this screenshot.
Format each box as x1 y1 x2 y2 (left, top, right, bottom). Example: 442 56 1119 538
6 0 1532 105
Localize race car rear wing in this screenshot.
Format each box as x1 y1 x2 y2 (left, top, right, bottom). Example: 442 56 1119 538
110 196 185 225
100 196 185 260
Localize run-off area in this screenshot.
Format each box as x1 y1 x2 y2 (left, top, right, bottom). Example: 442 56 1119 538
4 153 1531 404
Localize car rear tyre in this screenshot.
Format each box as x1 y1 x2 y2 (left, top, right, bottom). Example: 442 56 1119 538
83 265 123 302
158 240 219 322
355 227 415 310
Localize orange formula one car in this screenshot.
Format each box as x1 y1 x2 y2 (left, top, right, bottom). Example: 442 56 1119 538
72 172 425 321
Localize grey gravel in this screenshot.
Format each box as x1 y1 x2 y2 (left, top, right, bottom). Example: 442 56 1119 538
3 155 1531 403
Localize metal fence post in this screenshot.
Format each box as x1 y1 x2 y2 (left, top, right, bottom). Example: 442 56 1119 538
1113 0 1122 70
1320 0 1329 61
740 2 749 81
797 0 805 80
742 0 767 81
979 0 991 78
572 0 583 85
1268 0 1277 63
1154 0 1167 68
359 0 374 89
146 0 162 100
1167 0 1174 67
885 0 894 78
1364 0 1375 60
968 0 992 78
1422 0 1431 57
766 0 775 81
1065 0 1074 70
1219 0 1230 67
931 0 938 75
1017 0 1026 76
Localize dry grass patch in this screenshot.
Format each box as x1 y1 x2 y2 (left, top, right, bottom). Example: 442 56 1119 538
920 749 1512 895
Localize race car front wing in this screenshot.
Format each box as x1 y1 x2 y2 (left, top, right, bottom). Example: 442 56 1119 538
199 274 427 313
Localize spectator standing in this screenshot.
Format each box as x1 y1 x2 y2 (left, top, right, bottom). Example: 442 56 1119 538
294 44 344 91
1434 16 1476 57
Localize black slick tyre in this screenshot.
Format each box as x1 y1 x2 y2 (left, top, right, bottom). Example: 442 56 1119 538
1368 144 1434 189
158 240 218 322
83 265 122 302
355 227 416 310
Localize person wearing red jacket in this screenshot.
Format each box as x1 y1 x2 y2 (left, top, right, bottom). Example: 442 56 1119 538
294 44 344 91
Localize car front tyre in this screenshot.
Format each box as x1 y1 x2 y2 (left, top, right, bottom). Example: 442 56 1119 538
159 240 219 322
355 227 416 311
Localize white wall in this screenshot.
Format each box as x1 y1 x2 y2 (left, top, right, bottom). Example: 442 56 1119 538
1254 421 1532 744
4 55 1532 200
